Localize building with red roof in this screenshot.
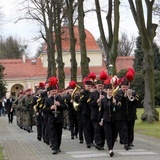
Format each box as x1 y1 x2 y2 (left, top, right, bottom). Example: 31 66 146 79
0 26 134 98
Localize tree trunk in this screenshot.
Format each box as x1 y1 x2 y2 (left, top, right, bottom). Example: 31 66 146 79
141 46 159 122
109 0 120 75
66 0 78 81
78 0 89 79
53 1 65 89
95 0 109 70
129 0 159 122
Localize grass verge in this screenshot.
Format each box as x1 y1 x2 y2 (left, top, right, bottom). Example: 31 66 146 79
0 145 4 160
135 108 160 138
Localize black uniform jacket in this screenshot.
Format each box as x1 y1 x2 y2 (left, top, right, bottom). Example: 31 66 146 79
99 96 118 122
44 95 67 124
89 90 106 121
64 93 76 117
115 90 138 121
79 90 91 117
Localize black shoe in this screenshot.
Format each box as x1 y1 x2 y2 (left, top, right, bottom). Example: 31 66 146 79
120 140 123 145
52 150 58 154
109 151 114 157
37 137 41 141
87 144 91 148
79 140 83 144
124 144 129 150
95 145 101 150
95 145 104 151
71 136 74 140
91 143 95 147
129 143 134 147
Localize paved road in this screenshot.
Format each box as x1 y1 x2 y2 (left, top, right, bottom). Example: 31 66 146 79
0 116 160 160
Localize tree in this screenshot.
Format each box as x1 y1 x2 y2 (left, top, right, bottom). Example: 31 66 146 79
53 1 65 89
65 0 78 81
0 65 7 99
19 0 57 79
134 36 160 71
78 0 89 79
128 0 159 122
96 32 135 56
0 36 27 59
118 33 135 56
95 0 120 75
34 43 45 58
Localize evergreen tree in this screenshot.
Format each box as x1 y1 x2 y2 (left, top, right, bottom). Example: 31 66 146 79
0 64 7 99
134 36 160 71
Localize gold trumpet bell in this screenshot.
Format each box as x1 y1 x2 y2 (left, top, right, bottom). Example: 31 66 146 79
73 101 79 111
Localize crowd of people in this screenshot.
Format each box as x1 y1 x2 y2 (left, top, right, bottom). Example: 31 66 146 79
8 68 139 157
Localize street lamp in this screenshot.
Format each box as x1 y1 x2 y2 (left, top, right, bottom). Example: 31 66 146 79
109 64 113 75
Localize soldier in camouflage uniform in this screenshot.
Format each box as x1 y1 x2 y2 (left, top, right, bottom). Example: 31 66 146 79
22 89 35 133
11 91 24 127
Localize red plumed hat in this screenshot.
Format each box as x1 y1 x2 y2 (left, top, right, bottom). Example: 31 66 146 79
103 77 112 90
48 76 58 90
83 77 93 85
38 82 45 89
125 68 135 82
68 80 76 89
103 77 111 85
88 72 96 81
100 71 108 81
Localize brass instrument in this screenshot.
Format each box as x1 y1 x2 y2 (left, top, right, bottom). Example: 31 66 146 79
112 85 120 97
126 89 135 101
71 84 81 111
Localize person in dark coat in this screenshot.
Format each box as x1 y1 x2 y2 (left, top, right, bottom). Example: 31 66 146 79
115 78 139 150
79 79 94 148
99 84 119 157
64 85 78 140
6 95 15 123
43 77 67 154
89 80 106 150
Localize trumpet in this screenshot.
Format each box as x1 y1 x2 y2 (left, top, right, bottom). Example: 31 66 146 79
126 89 135 101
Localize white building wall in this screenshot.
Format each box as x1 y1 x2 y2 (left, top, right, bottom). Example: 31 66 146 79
40 51 102 68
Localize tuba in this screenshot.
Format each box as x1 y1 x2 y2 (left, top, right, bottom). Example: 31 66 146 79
71 84 81 111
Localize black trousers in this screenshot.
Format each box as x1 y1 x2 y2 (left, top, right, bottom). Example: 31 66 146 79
8 111 13 123
69 113 78 137
77 112 84 142
120 120 135 145
103 121 117 151
48 122 63 151
82 115 93 145
36 114 45 140
92 120 105 147
43 114 49 143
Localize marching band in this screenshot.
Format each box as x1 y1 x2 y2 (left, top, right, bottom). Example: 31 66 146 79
11 68 139 157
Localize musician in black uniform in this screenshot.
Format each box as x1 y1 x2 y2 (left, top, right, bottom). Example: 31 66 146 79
43 77 67 154
79 79 94 148
34 82 46 141
89 80 106 150
115 78 139 150
99 84 118 157
64 82 78 140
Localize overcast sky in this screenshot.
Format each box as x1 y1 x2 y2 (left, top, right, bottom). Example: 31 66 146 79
0 0 149 57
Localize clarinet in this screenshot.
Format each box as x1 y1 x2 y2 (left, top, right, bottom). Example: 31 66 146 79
54 95 58 118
